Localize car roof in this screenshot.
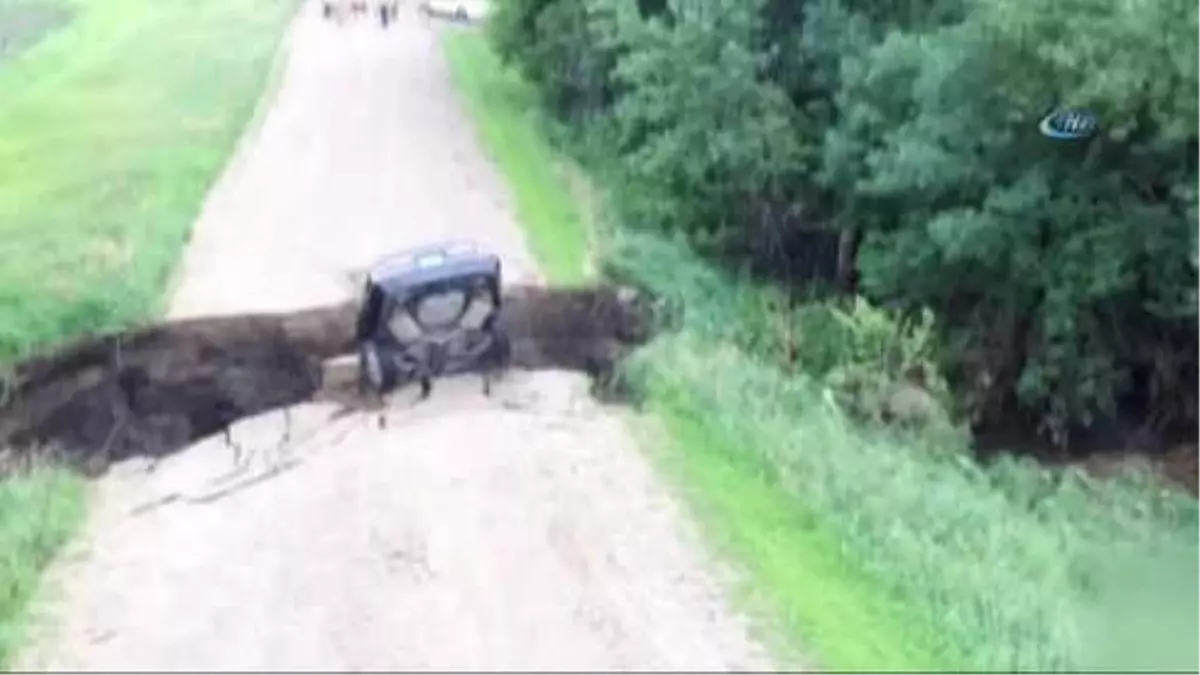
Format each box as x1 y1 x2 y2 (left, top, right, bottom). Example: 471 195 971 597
366 241 500 294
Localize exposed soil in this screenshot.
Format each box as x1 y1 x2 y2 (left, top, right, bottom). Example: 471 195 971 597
1 304 354 476
0 285 660 478
14 5 771 671
975 421 1199 497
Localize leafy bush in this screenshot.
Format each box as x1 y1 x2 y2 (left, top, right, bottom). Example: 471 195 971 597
603 227 956 432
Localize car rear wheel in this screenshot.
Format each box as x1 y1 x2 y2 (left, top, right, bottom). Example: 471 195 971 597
454 6 467 20
489 331 511 368
359 341 397 394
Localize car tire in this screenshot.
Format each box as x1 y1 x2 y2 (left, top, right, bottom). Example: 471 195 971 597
483 330 511 369
323 2 333 18
359 341 397 394
454 6 467 20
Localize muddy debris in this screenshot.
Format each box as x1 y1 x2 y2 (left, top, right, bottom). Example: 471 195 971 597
0 284 663 478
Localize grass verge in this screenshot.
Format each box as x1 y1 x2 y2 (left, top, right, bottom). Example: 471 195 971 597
441 28 956 670
0 0 299 666
442 29 590 285
0 0 299 362
636 401 951 670
443 28 1199 672
0 467 85 667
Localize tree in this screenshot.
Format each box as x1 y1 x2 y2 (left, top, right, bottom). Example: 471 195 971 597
495 0 1199 446
825 0 1198 442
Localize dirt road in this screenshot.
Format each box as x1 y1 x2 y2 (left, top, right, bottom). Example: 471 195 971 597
18 4 771 670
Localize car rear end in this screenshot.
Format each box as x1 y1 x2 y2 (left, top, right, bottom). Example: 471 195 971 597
358 242 506 391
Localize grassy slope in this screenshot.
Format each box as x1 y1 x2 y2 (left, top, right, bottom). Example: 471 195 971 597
442 30 589 286
441 30 950 671
442 29 1199 672
0 467 84 666
0 0 297 362
0 0 71 62
0 0 298 666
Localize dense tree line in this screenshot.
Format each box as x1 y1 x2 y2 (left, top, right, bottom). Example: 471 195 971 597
487 0 1198 451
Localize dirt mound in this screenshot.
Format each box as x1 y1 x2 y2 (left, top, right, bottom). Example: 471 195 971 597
0 303 358 476
1074 444 1199 497
0 284 662 478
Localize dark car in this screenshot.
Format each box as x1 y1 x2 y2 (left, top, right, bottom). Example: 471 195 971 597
355 241 509 397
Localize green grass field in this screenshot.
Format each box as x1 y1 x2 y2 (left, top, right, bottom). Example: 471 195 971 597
442 29 1199 672
0 0 297 362
0 0 298 666
0 467 84 665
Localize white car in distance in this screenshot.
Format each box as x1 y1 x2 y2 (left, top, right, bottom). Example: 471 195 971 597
418 0 490 22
